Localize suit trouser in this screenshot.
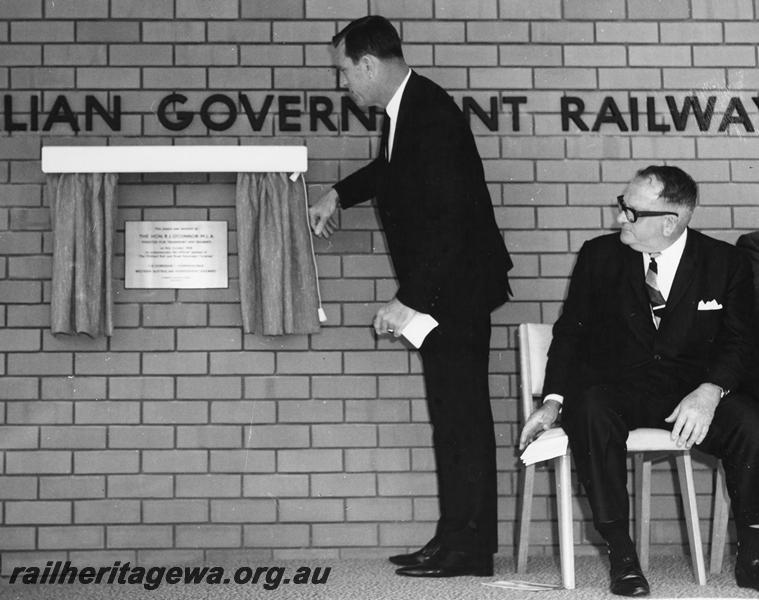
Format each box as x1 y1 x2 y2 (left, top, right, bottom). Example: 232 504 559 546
562 379 759 533
418 311 497 555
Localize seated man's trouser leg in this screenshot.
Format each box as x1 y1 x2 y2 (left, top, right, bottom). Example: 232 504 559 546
419 312 497 555
562 382 759 531
698 393 759 531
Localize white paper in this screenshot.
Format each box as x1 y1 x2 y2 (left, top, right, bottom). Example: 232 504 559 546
519 427 568 466
483 580 561 591
400 312 438 348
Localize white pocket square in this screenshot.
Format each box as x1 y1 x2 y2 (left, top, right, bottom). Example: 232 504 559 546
697 299 723 311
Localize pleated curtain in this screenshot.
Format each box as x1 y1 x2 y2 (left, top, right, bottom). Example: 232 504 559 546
48 173 116 337
236 172 321 335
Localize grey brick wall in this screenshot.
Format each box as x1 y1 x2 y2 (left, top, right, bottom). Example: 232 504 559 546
0 0 745 571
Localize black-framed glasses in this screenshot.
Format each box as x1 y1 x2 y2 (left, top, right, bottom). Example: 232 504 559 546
616 195 679 223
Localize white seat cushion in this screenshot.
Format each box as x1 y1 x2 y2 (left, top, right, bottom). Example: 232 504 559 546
627 427 684 452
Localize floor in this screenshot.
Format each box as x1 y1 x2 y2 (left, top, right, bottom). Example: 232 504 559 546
1 554 756 600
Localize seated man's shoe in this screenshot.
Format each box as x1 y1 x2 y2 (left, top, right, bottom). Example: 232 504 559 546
735 554 759 591
388 538 441 567
395 548 493 578
609 554 650 597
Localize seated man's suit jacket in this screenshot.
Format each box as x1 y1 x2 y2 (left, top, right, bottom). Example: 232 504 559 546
334 72 512 320
543 229 756 402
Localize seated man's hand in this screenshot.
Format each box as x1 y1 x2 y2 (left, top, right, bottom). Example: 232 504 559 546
373 297 416 338
665 383 721 449
519 399 561 451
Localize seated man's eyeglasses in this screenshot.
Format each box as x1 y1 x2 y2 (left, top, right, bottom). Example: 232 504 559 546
616 195 679 223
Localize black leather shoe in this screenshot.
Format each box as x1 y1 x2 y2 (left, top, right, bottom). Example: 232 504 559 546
388 538 441 567
736 554 759 590
395 548 493 578
609 554 650 597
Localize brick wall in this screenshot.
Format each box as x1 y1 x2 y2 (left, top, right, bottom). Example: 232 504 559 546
0 0 751 571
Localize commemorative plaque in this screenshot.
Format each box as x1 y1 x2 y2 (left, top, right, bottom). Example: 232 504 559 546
125 221 228 289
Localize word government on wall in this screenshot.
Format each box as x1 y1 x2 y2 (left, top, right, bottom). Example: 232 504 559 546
4 92 759 134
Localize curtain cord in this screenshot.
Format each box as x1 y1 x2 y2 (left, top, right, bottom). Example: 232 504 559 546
298 172 327 323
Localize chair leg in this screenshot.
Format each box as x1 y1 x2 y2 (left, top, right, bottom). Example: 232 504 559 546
516 463 535 574
675 452 707 585
554 454 575 589
634 452 651 572
710 461 730 575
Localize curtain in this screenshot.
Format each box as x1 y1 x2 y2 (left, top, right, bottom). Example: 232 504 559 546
236 172 322 335
48 173 116 337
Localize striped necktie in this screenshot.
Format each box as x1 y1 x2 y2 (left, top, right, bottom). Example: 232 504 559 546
645 253 666 328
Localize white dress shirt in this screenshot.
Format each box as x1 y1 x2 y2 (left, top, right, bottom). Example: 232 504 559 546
384 68 411 161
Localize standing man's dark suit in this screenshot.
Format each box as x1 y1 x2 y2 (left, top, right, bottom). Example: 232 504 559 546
334 71 512 321
520 165 759 595
310 16 511 577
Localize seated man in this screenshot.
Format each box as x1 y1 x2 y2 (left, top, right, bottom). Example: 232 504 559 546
519 165 759 596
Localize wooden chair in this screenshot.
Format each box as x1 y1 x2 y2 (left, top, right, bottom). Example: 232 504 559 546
515 323 707 587
709 462 730 574
516 323 575 589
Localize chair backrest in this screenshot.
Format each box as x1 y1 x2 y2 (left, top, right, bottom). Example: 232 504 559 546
518 323 554 425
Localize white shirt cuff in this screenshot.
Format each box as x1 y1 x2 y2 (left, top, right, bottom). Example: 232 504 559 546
543 393 564 405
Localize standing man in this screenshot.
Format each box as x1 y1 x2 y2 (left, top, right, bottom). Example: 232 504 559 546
520 165 759 596
309 16 512 577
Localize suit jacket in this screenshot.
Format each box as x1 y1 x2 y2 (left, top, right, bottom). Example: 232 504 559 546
543 229 756 401
334 72 512 319
737 231 759 317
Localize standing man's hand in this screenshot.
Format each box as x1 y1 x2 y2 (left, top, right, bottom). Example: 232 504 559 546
664 383 721 449
518 400 561 451
309 188 340 238
373 298 416 338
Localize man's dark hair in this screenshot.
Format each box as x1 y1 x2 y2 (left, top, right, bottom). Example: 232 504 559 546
636 165 698 210
332 15 403 62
